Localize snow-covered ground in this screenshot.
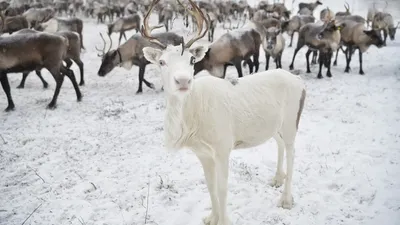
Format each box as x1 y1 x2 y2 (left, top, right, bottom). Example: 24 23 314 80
1 1 400 225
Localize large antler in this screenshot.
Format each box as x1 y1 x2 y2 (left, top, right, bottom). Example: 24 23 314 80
140 0 166 48
95 32 112 57
182 0 209 49
344 1 350 12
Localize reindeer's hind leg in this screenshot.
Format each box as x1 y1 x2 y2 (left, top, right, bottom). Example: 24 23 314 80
326 50 333 77
136 65 145 94
311 50 317 64
333 48 340 66
60 66 82 101
72 58 85 86
123 31 127 40
17 72 29 89
358 48 364 75
1 73 15 111
47 67 64 109
278 88 305 209
118 32 124 46
36 70 48 88
253 51 260 72
344 46 353 73
233 59 244 77
305 49 312 73
317 51 324 79
65 58 73 68
270 133 286 187
288 33 294 47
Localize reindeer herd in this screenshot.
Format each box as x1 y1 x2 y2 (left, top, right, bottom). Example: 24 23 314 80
0 0 398 112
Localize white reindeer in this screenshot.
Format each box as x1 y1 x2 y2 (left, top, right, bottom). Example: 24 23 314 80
141 0 307 224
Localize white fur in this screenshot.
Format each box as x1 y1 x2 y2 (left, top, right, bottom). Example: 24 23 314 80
143 45 306 225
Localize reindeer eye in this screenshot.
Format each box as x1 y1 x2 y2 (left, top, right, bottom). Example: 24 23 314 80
159 60 166 66
190 56 196 65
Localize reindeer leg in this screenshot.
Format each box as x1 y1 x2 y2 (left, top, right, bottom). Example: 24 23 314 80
233 59 243 78
265 52 270 70
344 46 352 73
333 48 340 66
253 50 260 72
383 30 388 46
118 32 123 46
358 48 364 75
72 58 85 86
123 31 127 40
222 64 229 79
246 58 254 74
60 66 82 102
17 72 29 89
47 68 64 109
317 51 324 79
289 33 294 47
311 50 317 64
1 73 15 111
326 50 333 77
136 65 145 94
305 49 312 73
36 70 48 88
65 58 73 69
289 45 302 70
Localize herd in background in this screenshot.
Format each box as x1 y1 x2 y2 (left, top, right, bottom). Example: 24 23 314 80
0 0 398 112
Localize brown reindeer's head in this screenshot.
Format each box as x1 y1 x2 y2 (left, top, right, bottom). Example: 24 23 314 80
388 22 399 40
364 29 384 48
96 33 121 76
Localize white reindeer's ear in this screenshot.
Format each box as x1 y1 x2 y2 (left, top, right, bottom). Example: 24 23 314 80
189 46 208 62
143 47 163 65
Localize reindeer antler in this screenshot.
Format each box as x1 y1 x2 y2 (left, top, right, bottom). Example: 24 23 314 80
95 32 106 57
183 0 209 49
95 32 113 57
141 0 209 51
344 1 350 12
140 0 166 48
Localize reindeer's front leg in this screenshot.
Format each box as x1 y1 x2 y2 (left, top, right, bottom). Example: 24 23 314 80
215 153 231 225
198 155 219 225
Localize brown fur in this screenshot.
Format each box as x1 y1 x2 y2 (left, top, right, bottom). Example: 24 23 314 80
97 32 183 94
334 20 384 74
194 28 261 78
0 31 82 111
15 29 85 88
35 17 85 50
108 14 141 46
0 15 28 34
289 20 341 78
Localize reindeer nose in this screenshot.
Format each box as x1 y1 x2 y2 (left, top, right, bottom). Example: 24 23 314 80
174 77 192 89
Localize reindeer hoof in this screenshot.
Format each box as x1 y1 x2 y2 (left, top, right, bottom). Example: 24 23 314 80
16 85 24 89
5 105 15 112
79 82 85 86
317 74 323 79
47 103 57 110
359 70 365 75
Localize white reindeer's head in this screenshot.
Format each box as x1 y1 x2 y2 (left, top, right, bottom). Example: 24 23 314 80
143 45 207 95
141 0 209 97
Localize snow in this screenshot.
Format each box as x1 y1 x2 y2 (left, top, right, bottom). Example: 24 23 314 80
1 0 400 224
